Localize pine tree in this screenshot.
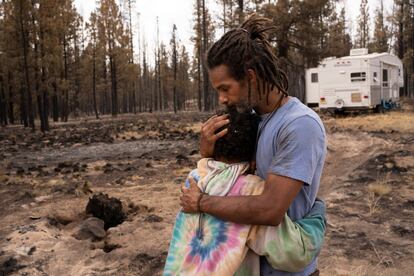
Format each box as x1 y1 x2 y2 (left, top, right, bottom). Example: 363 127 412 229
86 12 100 119
178 45 191 110
392 0 413 97
369 0 389 53
326 6 352 58
159 43 170 110
58 0 78 122
0 1 7 125
97 0 125 116
215 0 229 33
236 0 244 25
16 0 35 129
356 0 370 49
0 1 20 125
192 0 215 110
260 0 336 100
171 24 178 113
122 0 137 113
201 0 216 110
193 0 203 111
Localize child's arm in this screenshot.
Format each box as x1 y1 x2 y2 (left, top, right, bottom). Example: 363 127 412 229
246 199 326 272
184 169 200 189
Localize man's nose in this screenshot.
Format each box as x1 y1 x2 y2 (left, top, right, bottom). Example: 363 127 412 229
218 93 228 105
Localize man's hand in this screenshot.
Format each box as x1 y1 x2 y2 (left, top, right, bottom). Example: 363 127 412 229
180 177 202 213
200 114 230 158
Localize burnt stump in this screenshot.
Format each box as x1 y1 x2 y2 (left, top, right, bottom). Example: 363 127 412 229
86 193 125 230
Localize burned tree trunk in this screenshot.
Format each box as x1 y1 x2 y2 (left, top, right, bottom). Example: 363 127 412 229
237 0 244 25
19 0 34 130
196 0 202 111
109 53 118 116
92 46 99 119
171 25 178 113
0 76 7 126
201 0 210 111
8 72 14 124
62 36 69 122
20 87 28 126
52 81 59 122
32 18 46 131
40 29 49 131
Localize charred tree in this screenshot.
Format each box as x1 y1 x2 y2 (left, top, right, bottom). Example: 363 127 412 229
201 0 210 111
52 81 59 122
8 72 14 124
171 24 178 113
18 0 34 130
196 0 202 111
0 75 6 126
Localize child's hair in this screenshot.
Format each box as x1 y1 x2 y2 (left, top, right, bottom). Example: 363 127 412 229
213 106 259 162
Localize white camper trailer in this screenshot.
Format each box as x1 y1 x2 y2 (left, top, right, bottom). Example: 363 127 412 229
306 48 404 111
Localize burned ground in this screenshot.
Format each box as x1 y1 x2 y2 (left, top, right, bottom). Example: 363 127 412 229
0 111 413 275
319 112 414 275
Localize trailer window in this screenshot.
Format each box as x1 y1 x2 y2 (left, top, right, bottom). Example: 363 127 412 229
311 73 318 83
373 72 378 82
350 72 366 82
382 69 388 87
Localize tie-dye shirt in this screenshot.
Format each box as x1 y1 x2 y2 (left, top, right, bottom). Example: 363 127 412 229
164 158 326 276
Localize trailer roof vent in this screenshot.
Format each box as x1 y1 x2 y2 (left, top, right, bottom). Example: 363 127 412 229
350 48 369 56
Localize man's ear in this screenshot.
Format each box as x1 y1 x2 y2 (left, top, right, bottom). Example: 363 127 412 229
246 69 258 85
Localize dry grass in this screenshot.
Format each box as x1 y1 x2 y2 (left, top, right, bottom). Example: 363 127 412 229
348 265 385 276
172 167 192 177
332 112 414 133
320 258 393 276
0 174 9 183
184 122 202 133
368 182 392 196
367 174 392 215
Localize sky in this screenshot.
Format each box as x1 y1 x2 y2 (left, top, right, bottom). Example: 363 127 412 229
75 0 197 59
74 0 394 62
343 0 394 37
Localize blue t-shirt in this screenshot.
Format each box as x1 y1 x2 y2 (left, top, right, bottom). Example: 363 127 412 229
255 97 327 276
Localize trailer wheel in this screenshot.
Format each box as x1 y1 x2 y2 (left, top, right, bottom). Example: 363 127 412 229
335 99 345 109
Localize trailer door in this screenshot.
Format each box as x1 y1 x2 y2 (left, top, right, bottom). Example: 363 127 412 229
389 66 399 100
306 69 319 107
381 64 392 100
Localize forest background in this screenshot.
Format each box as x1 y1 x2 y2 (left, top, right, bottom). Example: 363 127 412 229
0 0 413 132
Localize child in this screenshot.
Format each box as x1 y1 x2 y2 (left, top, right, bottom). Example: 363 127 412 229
164 107 326 276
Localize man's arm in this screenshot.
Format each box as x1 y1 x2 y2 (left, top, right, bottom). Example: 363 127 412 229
180 173 302 226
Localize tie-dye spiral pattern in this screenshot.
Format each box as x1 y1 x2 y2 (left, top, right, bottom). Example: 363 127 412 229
164 166 252 275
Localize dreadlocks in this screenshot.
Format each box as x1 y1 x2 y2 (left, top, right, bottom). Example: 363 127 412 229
207 14 288 104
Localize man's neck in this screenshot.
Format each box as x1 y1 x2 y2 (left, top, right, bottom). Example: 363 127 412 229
255 91 289 115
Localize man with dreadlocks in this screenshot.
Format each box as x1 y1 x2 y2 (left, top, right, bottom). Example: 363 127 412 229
180 14 326 276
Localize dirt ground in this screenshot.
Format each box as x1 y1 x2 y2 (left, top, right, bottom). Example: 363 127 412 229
0 109 413 276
